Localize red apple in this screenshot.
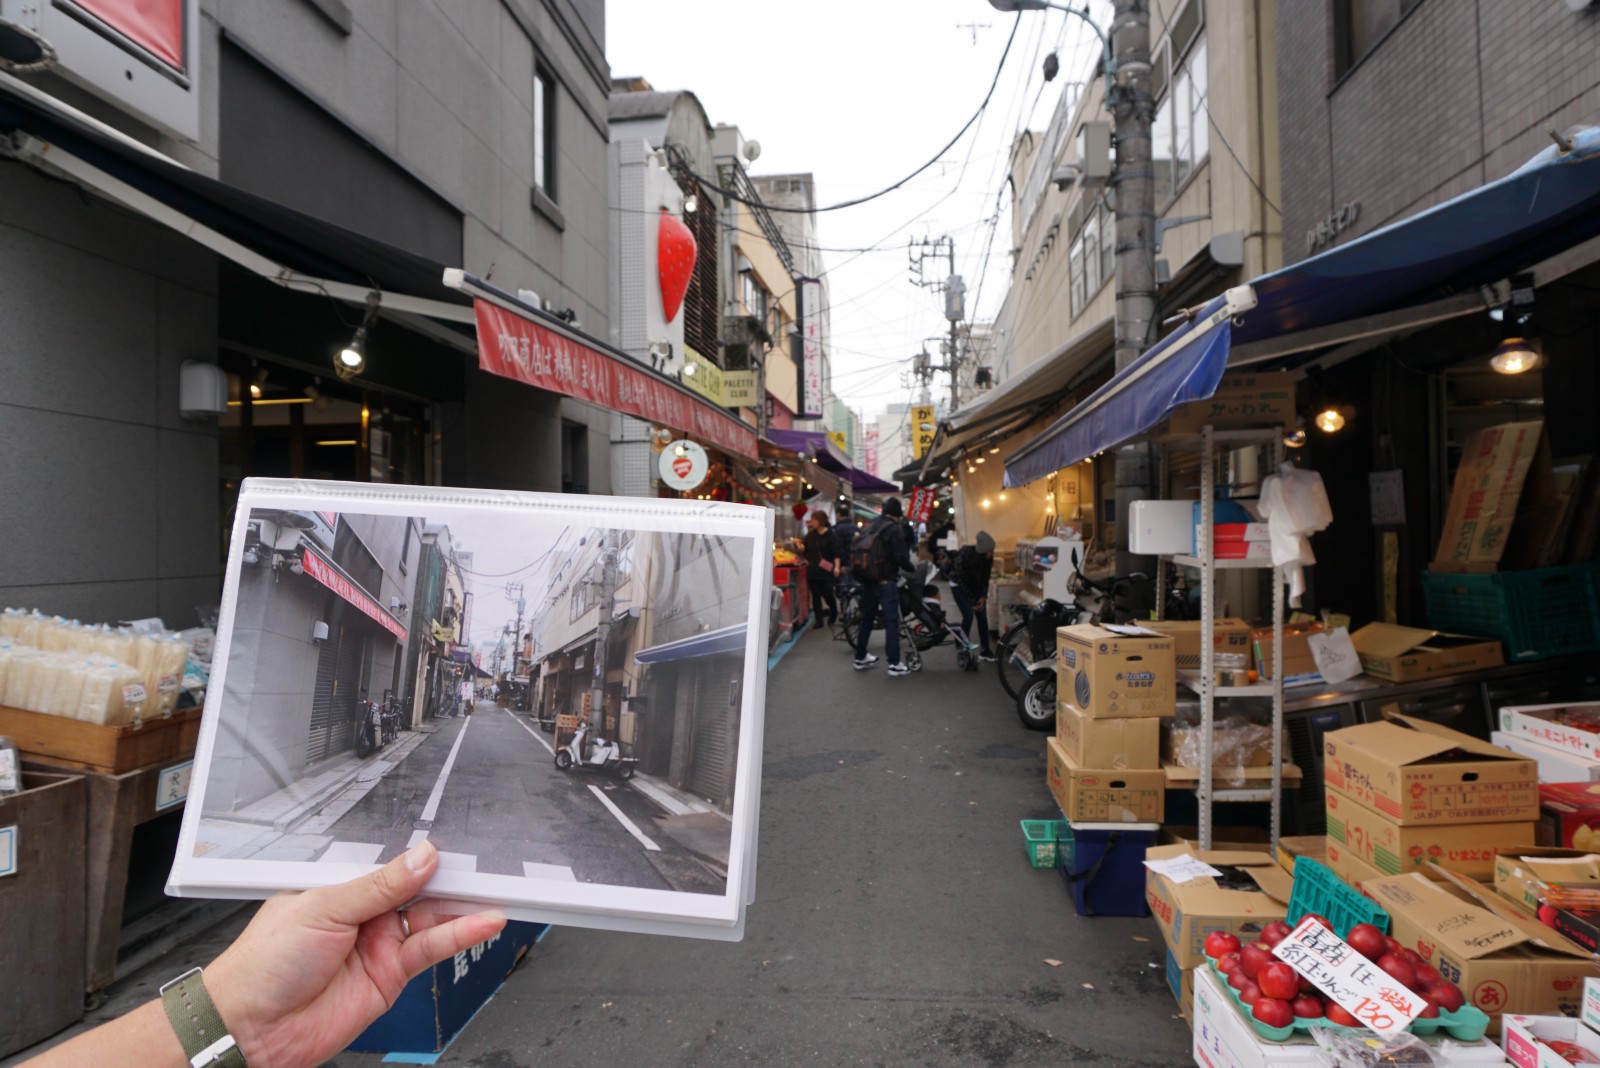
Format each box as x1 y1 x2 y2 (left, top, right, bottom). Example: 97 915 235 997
1291 994 1324 1019
1299 912 1332 931
1344 923 1388 961
1258 962 1301 1001
1399 948 1424 967
1414 994 1440 1019
1298 976 1317 995
1425 981 1465 1012
1383 935 1403 957
1239 980 1262 1005
1239 942 1273 980
1412 963 1443 988
1324 1001 1360 1026
1378 953 1417 990
1217 951 1242 976
1229 968 1252 992
1260 921 1293 948
1205 931 1242 959
1252 997 1294 1028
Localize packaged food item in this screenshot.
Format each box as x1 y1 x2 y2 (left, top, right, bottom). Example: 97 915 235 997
0 735 18 797
78 658 119 724
1561 708 1600 735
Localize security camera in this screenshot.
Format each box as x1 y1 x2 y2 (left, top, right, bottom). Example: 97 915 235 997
1051 164 1082 191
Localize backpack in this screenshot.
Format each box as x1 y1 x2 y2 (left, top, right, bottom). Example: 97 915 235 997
848 521 892 583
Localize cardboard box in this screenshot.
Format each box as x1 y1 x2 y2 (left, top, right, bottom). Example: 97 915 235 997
1539 782 1600 849
1163 762 1303 788
1142 618 1253 671
1323 715 1539 826
1055 623 1176 719
1156 372 1296 439
1055 701 1161 769
1251 622 1324 681
1161 826 1275 855
1503 979 1600 1068
1494 846 1600 914
1363 869 1599 1025
1324 837 1390 893
1350 622 1505 683
1324 789 1534 880
1493 729 1600 784
1165 943 1196 1019
1432 419 1546 572
1498 703 1600 765
1144 843 1292 969
1044 737 1166 823
1275 835 1326 876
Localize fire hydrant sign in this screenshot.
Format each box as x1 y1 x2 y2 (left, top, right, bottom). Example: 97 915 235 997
1273 918 1427 1039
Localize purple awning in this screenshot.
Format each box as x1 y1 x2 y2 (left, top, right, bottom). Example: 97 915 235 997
844 468 899 494
764 429 853 470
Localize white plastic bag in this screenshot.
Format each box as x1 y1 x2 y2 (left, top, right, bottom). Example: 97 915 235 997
1259 462 1334 606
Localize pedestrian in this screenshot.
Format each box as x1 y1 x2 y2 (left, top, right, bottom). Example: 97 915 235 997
949 530 998 661
26 839 505 1068
802 509 841 629
833 511 860 595
848 496 914 676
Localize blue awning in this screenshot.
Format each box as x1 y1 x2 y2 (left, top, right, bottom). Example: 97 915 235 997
1232 127 1600 348
1004 292 1250 487
633 623 748 664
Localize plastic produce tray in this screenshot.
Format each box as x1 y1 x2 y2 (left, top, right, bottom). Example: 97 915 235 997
1422 563 1600 662
1020 819 1067 868
1285 858 1390 934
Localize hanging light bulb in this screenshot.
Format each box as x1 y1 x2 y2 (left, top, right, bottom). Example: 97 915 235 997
1490 337 1539 374
999 491 1007 502
988 446 1001 454
1314 407 1346 434
975 456 986 464
1284 427 1307 448
981 498 992 509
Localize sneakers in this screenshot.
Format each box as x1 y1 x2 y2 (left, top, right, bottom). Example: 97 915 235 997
853 654 880 670
977 650 997 662
887 662 911 677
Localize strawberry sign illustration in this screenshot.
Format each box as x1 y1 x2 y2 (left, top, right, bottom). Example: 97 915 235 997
659 439 709 491
659 209 696 324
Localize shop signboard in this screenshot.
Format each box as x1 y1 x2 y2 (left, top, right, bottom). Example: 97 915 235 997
723 371 759 407
680 346 725 407
658 440 709 491
864 425 879 477
911 405 936 459
907 487 934 523
301 546 408 642
474 299 757 459
797 278 824 418
827 430 848 454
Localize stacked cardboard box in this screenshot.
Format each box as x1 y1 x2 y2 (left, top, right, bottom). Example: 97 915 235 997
1046 624 1172 821
1496 702 1600 788
1321 716 1539 885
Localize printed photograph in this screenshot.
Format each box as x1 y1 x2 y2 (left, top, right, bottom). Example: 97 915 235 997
187 498 758 906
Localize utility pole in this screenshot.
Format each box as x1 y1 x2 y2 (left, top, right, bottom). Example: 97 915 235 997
910 235 966 410
587 531 618 736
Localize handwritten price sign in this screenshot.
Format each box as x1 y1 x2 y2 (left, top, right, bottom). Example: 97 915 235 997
1272 918 1428 1040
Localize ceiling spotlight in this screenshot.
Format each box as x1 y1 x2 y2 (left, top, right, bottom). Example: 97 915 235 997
1490 337 1539 374
1314 407 1348 434
989 446 1001 454
335 291 381 380
981 498 992 509
249 382 262 398
975 456 986 464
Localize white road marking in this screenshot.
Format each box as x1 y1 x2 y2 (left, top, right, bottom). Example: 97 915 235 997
317 841 384 865
588 784 660 851
523 861 578 881
408 715 473 846
629 776 707 817
435 850 478 872
504 708 554 754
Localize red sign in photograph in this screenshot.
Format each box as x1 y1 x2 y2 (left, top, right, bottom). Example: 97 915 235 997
474 300 757 459
301 547 407 643
73 0 187 71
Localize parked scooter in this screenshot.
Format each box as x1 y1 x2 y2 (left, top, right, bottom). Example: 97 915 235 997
553 720 637 779
355 696 385 757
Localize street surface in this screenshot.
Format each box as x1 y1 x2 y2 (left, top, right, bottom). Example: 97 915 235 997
317 703 725 895
331 622 1193 1067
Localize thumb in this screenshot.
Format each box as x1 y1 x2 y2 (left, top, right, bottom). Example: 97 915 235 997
312 839 438 927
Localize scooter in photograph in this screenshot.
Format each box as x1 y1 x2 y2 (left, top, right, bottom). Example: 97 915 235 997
355 695 387 757
553 720 637 779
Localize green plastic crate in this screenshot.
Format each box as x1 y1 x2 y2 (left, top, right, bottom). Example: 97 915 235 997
1423 563 1600 662
1020 819 1068 868
1285 857 1389 936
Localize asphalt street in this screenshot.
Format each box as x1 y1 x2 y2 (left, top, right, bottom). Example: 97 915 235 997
319 703 725 894
328 620 1195 1068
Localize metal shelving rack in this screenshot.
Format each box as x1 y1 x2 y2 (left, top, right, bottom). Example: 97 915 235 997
1157 424 1288 852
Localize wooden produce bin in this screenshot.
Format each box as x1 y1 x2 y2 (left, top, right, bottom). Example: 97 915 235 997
0 770 88 1057
0 703 201 774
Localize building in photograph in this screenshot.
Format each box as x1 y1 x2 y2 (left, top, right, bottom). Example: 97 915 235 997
206 509 416 814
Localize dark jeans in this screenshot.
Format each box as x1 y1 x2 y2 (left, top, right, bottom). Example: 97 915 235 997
853 580 901 664
808 572 838 624
952 587 991 652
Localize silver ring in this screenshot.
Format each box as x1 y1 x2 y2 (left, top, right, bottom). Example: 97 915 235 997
399 911 412 938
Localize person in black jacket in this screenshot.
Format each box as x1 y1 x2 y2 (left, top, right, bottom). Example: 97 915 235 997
851 497 914 676
801 509 842 628
949 531 997 660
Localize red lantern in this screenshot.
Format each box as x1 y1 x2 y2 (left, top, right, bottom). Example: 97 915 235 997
791 502 808 520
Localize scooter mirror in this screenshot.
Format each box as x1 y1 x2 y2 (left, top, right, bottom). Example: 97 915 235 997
1071 547 1080 569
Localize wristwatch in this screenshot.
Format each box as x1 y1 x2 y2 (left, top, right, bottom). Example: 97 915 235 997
159 967 248 1067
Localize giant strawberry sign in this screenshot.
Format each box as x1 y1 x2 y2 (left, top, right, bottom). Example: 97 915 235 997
658 208 697 324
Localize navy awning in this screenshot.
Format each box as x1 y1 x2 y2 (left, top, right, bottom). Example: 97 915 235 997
633 623 748 664
843 468 900 495
1233 126 1600 351
1004 291 1251 487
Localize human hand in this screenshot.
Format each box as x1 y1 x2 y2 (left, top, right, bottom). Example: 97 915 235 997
205 840 505 1068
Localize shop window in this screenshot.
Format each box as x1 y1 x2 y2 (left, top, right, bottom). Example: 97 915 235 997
533 67 556 200
1335 0 1424 78
742 272 769 325
1068 238 1087 317
1149 1 1209 207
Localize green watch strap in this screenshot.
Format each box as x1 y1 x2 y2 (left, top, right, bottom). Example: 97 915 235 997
160 968 248 1067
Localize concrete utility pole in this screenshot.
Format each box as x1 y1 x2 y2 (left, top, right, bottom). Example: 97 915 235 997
587 531 618 736
909 235 965 409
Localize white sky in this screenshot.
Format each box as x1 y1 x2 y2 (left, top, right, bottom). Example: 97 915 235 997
605 0 1114 427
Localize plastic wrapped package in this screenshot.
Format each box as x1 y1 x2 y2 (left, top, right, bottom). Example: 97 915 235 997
107 662 146 726
15 610 46 648
0 609 25 640
3 646 39 708
177 626 215 666
1310 1028 1439 1066
96 626 135 667
153 636 190 715
25 651 62 713
46 656 88 718
1167 715 1280 785
78 658 119 724
36 617 75 652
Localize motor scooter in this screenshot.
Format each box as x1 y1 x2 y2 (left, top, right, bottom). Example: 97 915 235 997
355 695 386 757
553 720 636 779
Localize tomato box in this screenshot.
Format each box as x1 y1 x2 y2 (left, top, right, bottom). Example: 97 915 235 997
1493 730 1600 785
1349 623 1505 683
1325 789 1535 880
1498 703 1600 765
1503 978 1600 1068
1055 700 1161 769
1142 618 1254 672
1363 869 1600 1027
1323 715 1539 826
1144 843 1292 969
1324 837 1389 893
1055 623 1176 719
1495 847 1600 914
1538 782 1600 849
1044 738 1165 822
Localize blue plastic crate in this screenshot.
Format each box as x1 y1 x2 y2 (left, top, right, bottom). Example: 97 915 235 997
1057 821 1158 917
1423 563 1600 662
1285 857 1389 935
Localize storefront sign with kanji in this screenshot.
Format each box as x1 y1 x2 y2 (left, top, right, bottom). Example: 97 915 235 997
908 487 935 523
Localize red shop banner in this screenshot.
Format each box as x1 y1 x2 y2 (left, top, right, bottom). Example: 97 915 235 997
474 299 757 459
301 548 408 643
